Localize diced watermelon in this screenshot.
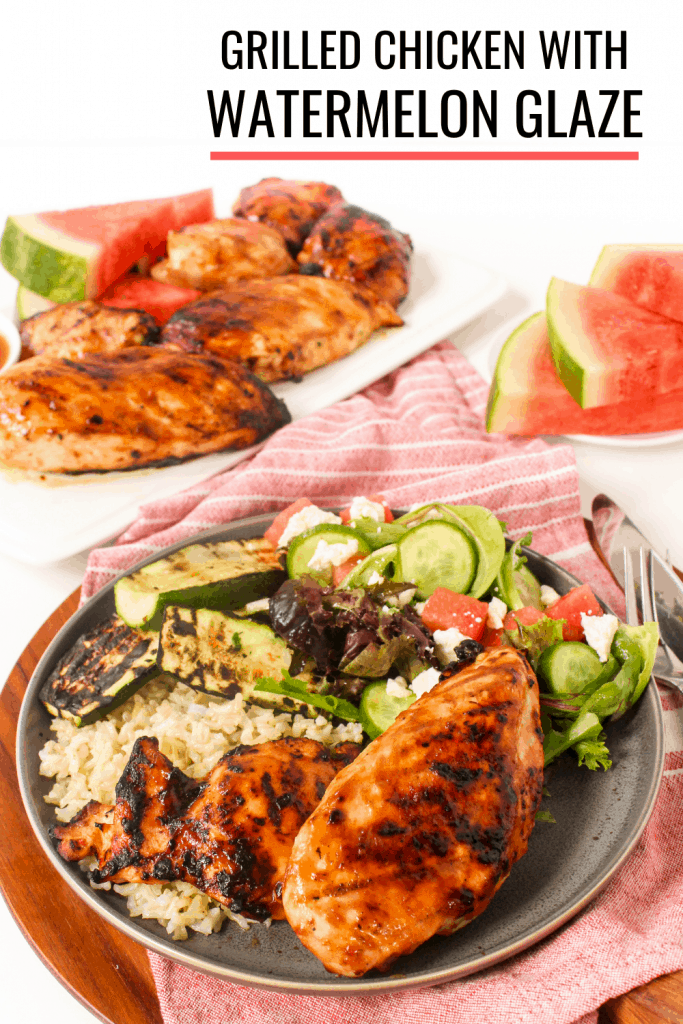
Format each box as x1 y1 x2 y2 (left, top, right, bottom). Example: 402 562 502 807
503 606 545 630
546 277 683 409
545 585 602 641
264 498 314 548
0 189 214 302
590 245 683 324
339 494 394 524
99 275 202 326
481 624 503 647
421 589 488 641
486 313 683 436
332 554 366 587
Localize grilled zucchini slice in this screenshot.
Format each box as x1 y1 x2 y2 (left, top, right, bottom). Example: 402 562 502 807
40 615 159 726
114 538 286 631
158 605 311 713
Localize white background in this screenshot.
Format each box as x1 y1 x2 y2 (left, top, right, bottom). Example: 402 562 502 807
1 1 682 1021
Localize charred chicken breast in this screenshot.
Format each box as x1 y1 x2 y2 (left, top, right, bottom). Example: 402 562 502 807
53 736 361 920
233 178 344 256
297 203 413 309
283 647 544 976
161 275 403 383
0 348 290 473
19 301 159 360
151 218 296 291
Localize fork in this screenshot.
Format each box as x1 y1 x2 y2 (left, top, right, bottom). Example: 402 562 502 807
623 545 683 695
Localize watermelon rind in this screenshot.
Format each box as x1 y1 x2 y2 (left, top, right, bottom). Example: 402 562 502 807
546 277 605 409
486 313 546 432
589 243 683 290
15 284 55 320
1 215 97 302
590 244 683 324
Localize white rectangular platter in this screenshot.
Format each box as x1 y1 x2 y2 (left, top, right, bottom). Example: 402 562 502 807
0 249 505 565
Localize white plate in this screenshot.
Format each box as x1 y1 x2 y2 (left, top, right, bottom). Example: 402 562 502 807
0 249 506 565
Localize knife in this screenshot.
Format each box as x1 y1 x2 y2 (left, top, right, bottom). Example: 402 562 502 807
591 493 683 663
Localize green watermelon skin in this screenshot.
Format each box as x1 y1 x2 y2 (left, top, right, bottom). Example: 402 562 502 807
1 189 214 301
486 312 683 436
590 244 683 324
546 277 683 409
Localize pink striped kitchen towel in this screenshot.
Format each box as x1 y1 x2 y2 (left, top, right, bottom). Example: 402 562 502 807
83 342 683 1024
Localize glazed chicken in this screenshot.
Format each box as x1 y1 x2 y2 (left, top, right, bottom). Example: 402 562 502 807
283 647 544 976
233 178 344 256
19 301 159 360
161 275 403 383
297 203 413 309
53 736 361 920
150 218 296 291
0 348 290 473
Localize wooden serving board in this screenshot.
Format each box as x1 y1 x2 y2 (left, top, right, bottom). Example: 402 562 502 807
0 585 681 1024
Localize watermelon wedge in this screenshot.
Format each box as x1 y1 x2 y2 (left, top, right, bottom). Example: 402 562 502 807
486 312 683 436
546 277 683 409
0 189 213 303
99 275 202 326
590 244 683 324
16 285 54 320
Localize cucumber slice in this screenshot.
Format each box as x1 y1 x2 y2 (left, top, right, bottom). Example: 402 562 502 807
115 538 285 631
286 524 371 584
493 536 542 611
339 544 398 589
537 641 615 697
447 505 506 598
359 680 416 739
396 521 477 599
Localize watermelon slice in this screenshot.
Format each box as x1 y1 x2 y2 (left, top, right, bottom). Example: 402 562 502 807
16 285 55 320
0 189 213 303
590 244 683 324
486 312 683 436
546 277 683 409
98 275 202 326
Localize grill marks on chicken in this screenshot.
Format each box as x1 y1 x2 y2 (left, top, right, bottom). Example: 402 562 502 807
53 736 361 920
150 218 296 291
0 348 290 473
233 178 344 256
19 301 159 360
282 648 544 976
297 203 413 309
161 276 403 383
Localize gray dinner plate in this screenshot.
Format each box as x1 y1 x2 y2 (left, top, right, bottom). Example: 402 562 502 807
16 513 664 994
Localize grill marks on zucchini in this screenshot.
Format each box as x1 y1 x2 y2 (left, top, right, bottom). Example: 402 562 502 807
158 605 309 713
114 538 286 631
40 615 160 726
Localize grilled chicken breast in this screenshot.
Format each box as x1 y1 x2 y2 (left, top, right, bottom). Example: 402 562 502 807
0 348 290 473
53 736 361 920
233 178 344 256
151 218 296 291
283 647 543 976
19 301 159 359
161 276 403 383
297 203 413 309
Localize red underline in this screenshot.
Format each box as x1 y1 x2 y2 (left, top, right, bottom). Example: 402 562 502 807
210 150 639 161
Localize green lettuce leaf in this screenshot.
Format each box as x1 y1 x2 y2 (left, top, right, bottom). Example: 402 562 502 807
543 710 602 766
253 671 361 721
501 615 565 670
574 731 612 771
612 622 659 709
535 809 557 823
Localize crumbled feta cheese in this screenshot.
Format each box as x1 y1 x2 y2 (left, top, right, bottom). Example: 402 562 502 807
386 676 410 698
385 586 417 608
278 505 341 547
414 601 426 615
433 627 469 664
540 585 561 607
581 612 619 662
410 667 442 698
349 496 385 522
487 596 508 630
307 538 359 572
367 571 385 586
243 597 270 613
